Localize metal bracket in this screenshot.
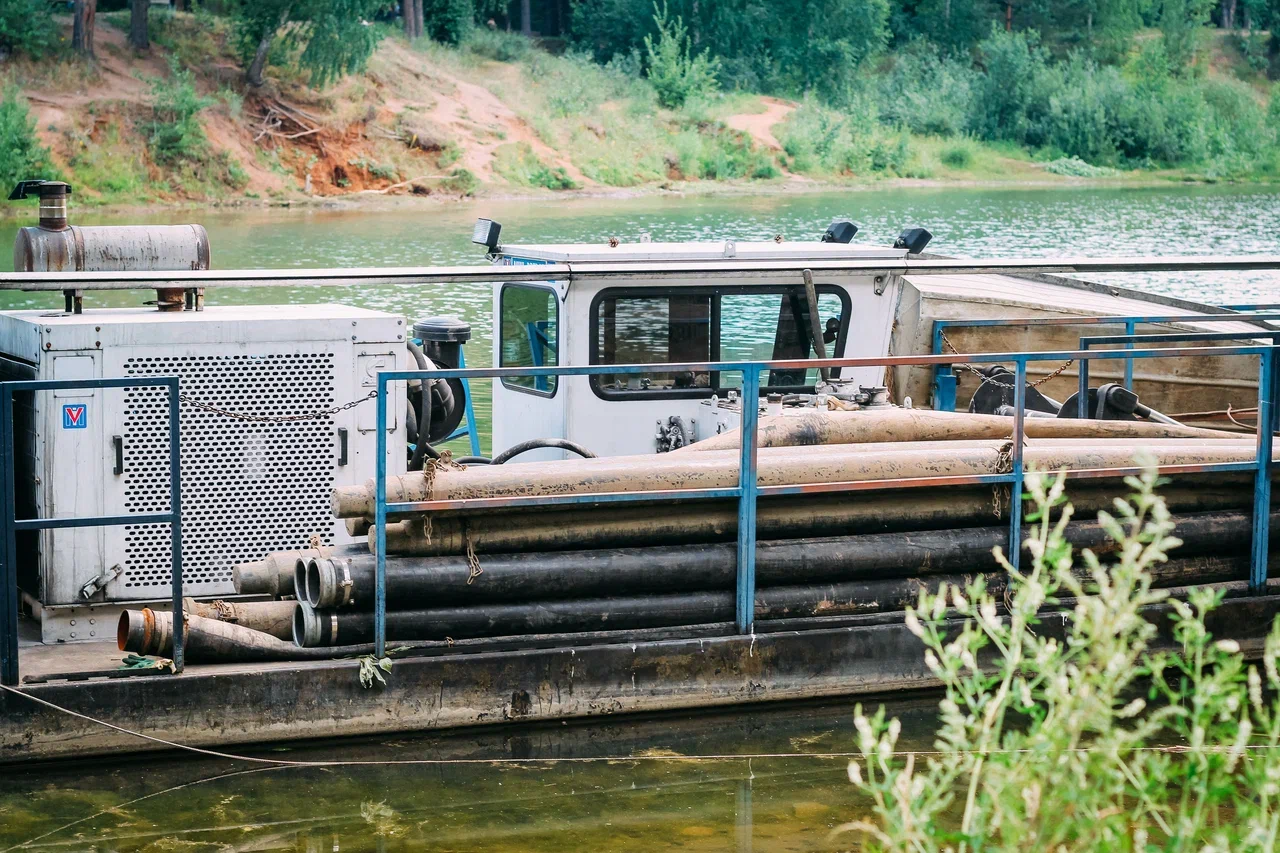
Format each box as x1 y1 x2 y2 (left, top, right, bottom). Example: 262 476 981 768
873 275 887 296
79 564 122 601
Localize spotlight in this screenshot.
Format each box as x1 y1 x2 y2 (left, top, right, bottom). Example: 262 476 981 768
893 227 933 254
471 218 502 252
821 219 858 244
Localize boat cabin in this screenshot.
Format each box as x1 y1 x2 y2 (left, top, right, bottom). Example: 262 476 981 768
489 234 914 458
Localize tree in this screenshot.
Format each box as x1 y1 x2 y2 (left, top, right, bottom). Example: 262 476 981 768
424 0 472 43
0 0 59 59
404 0 424 39
1160 0 1214 70
129 0 149 50
72 0 95 58
231 0 388 89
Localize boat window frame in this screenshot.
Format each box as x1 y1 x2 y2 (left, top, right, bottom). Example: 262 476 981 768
498 282 561 399
587 283 851 402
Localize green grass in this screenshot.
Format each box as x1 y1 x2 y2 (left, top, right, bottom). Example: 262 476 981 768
492 142 578 190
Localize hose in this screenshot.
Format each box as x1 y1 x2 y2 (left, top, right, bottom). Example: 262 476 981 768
453 456 492 465
490 438 598 465
406 342 438 470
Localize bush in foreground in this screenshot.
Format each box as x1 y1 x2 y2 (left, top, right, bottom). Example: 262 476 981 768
843 465 1280 851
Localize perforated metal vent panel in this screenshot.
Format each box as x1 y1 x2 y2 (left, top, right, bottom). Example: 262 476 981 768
120 352 338 596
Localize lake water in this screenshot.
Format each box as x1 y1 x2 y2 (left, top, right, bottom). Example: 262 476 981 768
1 185 1277 849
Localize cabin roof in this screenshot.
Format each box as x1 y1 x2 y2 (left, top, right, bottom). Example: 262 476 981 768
496 241 910 263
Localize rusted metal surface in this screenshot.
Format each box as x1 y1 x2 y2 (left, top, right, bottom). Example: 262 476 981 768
182 599 296 641
338 438 1270 519
5 591 1279 763
14 225 211 273
684 408 1240 453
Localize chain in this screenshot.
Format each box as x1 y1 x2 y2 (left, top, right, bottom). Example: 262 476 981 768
939 330 1074 389
177 390 377 423
461 519 483 585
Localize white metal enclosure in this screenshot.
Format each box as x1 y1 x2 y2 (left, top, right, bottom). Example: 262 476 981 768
0 304 406 641
490 241 908 459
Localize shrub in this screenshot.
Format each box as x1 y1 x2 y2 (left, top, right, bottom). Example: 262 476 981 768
1043 155 1118 176
463 27 532 62
877 41 977 137
142 58 214 165
939 141 973 168
492 142 580 190
0 86 55 191
424 0 472 46
0 0 58 58
842 465 1280 850
643 2 719 109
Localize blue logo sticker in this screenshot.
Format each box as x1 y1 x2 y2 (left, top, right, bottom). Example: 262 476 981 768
62 404 87 429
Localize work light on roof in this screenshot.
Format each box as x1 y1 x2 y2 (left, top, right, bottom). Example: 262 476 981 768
472 218 502 252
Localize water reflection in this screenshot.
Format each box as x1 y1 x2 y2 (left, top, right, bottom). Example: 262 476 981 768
0 697 941 852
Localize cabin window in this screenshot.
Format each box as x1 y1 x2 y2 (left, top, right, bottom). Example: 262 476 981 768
499 284 558 396
589 285 849 399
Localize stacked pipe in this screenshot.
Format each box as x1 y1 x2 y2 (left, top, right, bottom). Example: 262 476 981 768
122 409 1267 660
288 411 1268 649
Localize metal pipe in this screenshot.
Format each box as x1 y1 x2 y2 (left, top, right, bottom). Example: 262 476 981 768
118 608 375 662
232 543 369 598
293 551 1256 647
373 480 1257 557
309 509 1274 610
337 439 1271 520
1 254 1277 291
181 598 296 641
681 409 1238 453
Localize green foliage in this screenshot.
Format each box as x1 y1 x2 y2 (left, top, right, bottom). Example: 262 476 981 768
0 0 59 58
0 87 55 191
462 27 533 61
890 0 998 54
843 465 1280 851
877 42 977 136
643 3 720 109
1160 0 1215 71
230 0 387 88
778 98 910 175
142 58 214 165
940 140 974 168
424 0 473 46
492 142 580 189
1043 155 1119 175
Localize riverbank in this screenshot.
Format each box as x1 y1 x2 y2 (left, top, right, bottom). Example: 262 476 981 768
4 12 1274 214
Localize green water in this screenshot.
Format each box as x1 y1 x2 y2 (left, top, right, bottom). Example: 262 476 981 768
0 698 939 852
1 186 1277 845
0 185 1277 448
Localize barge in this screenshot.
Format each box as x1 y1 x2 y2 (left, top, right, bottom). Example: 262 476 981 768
2 182 1280 762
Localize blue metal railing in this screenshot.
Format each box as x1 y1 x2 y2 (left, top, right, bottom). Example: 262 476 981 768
0 377 183 686
1077 330 1280 421
932 311 1280 411
371 344 1278 658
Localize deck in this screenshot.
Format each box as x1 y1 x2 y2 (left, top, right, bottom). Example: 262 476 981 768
6 592 1280 764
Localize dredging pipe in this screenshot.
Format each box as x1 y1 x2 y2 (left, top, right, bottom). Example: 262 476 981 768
182 598 296 641
294 553 1255 647
333 439 1271 520
309 510 1276 609
233 543 371 597
372 479 1256 557
679 408 1241 452
118 609 377 662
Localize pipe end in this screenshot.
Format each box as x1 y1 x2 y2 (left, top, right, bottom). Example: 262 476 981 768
293 602 323 648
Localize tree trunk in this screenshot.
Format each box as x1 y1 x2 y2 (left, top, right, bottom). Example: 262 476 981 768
1221 0 1235 30
129 0 149 50
521 0 532 35
246 28 274 87
414 0 425 39
404 0 417 38
174 0 186 10
72 0 96 58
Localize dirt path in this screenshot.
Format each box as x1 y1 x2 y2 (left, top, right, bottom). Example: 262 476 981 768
725 97 795 152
